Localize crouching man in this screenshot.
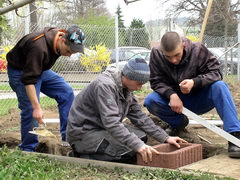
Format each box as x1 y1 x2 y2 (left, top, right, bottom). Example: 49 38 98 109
66 58 187 163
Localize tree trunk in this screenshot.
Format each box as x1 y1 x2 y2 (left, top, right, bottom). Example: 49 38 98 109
29 2 38 32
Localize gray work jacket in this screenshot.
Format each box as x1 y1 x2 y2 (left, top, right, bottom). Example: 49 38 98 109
67 68 169 152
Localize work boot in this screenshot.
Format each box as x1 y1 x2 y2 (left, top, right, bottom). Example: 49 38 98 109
228 132 240 158
67 150 82 158
165 127 179 136
165 115 189 136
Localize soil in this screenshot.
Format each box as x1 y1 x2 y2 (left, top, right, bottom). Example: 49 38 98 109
0 80 240 161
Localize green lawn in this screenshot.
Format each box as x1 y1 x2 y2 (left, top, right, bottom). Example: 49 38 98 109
0 98 18 116
71 84 86 89
0 147 236 180
0 84 11 91
0 83 86 116
0 84 86 91
0 97 57 116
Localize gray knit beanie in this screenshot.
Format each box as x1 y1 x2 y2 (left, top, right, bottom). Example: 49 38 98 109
122 58 150 84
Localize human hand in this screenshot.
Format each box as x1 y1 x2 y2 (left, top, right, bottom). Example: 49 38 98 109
179 79 194 94
32 107 44 125
169 94 183 113
165 136 188 148
137 144 160 163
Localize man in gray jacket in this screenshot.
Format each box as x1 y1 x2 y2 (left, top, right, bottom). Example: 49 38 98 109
67 58 186 163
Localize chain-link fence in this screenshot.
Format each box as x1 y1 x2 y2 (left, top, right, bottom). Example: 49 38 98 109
202 35 240 76
0 22 156 116
0 22 239 116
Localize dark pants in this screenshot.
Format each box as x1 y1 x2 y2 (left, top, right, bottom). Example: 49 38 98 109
144 81 240 133
70 125 147 163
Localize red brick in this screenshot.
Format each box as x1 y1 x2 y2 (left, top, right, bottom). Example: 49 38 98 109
136 143 202 169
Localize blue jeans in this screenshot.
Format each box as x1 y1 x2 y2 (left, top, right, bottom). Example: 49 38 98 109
7 66 74 151
144 81 240 133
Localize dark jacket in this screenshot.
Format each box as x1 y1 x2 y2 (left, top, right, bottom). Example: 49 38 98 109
7 27 60 85
149 38 223 99
67 68 169 152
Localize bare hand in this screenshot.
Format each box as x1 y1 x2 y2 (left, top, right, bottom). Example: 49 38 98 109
137 144 160 163
165 136 188 148
32 107 44 124
169 94 183 113
25 85 44 125
179 79 194 94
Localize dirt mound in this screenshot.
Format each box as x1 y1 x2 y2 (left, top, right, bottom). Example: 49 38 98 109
36 137 71 156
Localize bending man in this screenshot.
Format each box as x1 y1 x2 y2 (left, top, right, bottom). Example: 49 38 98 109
7 25 85 151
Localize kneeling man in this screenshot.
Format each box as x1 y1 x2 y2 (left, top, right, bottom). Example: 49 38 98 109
67 58 186 163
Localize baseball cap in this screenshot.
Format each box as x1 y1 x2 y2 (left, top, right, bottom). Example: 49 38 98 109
65 25 85 53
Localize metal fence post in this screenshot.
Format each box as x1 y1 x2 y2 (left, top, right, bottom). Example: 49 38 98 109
115 13 119 69
238 17 240 81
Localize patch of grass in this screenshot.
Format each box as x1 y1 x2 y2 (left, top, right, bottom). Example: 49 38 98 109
0 127 19 133
223 75 237 83
70 84 86 89
0 97 57 116
40 96 57 109
0 83 85 91
0 83 84 116
0 84 11 91
0 98 18 116
134 86 152 96
0 147 236 180
0 146 71 180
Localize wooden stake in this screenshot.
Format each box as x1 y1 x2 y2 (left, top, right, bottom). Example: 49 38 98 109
199 0 214 42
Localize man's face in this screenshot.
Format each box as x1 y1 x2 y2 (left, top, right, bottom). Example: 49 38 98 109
123 77 144 92
58 39 75 57
162 43 184 65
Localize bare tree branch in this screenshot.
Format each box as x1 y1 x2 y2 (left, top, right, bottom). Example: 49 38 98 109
160 0 240 36
0 0 35 15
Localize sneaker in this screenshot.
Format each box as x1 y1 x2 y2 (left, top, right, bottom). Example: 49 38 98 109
165 127 180 136
228 132 240 158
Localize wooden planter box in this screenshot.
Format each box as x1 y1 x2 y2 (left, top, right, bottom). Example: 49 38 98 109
137 143 202 169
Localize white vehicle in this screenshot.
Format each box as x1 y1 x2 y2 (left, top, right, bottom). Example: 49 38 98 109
110 46 150 63
208 47 238 75
107 49 151 70
107 50 151 71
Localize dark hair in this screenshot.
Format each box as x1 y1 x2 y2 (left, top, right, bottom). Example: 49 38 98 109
160 32 182 52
